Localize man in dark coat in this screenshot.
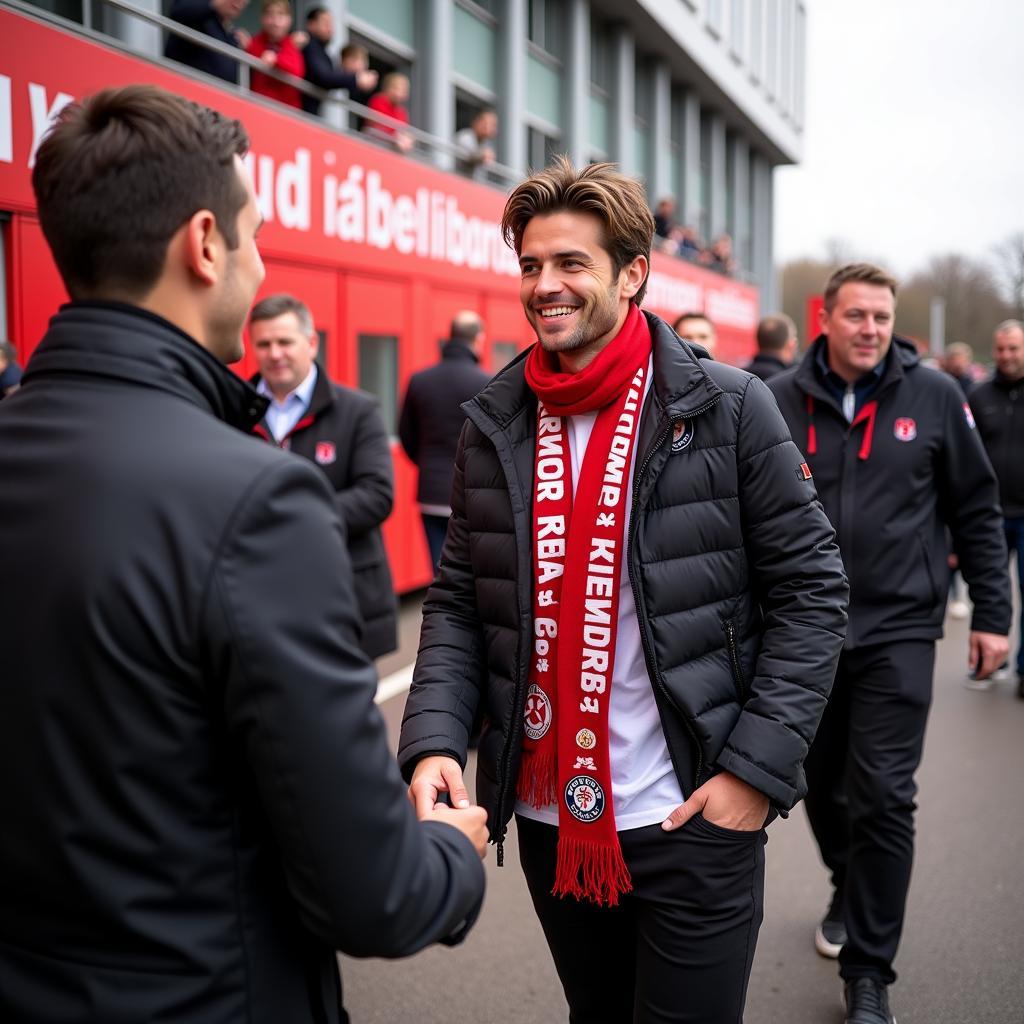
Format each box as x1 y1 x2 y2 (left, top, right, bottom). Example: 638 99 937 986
0 84 486 1024
969 319 1024 697
398 310 491 570
300 7 378 116
165 0 250 84
769 263 1010 1024
399 159 849 1023
746 312 797 380
249 293 397 660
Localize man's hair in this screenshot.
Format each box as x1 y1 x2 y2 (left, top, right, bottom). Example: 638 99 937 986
32 85 249 301
823 263 898 312
994 319 1024 336
340 43 368 62
473 107 496 120
450 312 482 345
381 72 408 91
945 341 973 361
757 313 797 352
250 293 314 336
672 311 713 335
305 6 328 21
501 157 654 304
262 0 291 13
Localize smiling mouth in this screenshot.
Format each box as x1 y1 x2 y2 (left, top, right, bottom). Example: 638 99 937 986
537 306 578 319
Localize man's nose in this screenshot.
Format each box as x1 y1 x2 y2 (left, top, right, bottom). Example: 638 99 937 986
535 263 562 297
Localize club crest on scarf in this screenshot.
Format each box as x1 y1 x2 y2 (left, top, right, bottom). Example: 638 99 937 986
516 302 652 907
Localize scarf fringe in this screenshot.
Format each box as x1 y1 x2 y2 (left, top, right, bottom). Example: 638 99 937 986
516 749 558 808
552 835 634 907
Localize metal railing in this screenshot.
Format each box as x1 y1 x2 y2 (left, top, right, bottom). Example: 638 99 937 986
7 0 523 189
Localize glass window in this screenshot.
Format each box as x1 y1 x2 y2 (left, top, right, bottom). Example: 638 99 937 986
749 0 763 81
526 126 560 170
706 0 723 37
765 0 778 98
491 341 520 370
454 4 497 93
358 334 399 435
349 0 415 48
588 93 610 153
699 115 712 243
528 0 562 57
525 53 563 126
731 0 746 59
589 21 613 92
315 329 328 371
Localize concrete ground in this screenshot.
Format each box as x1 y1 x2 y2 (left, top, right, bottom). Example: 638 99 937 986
342 598 1024 1023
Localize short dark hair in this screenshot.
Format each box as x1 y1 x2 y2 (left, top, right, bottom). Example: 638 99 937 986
823 263 898 312
473 107 496 120
305 5 328 20
340 43 368 62
449 313 482 345
672 311 713 334
756 313 797 352
502 157 654 304
250 293 314 336
32 85 249 301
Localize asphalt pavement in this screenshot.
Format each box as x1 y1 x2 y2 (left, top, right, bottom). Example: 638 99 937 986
342 600 1024 1023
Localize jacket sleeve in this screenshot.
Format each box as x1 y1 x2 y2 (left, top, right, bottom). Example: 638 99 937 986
398 425 487 777
204 458 484 955
397 381 420 465
717 376 849 810
303 43 359 91
334 396 394 537
939 382 1011 635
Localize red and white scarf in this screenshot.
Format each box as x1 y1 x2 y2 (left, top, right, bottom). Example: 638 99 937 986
517 302 651 906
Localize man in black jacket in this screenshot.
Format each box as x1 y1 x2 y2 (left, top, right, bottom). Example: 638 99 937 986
165 0 250 84
746 312 797 380
399 159 848 1023
969 319 1024 697
398 311 491 570
769 263 1010 1024
249 293 397 660
0 84 486 1024
301 7 378 117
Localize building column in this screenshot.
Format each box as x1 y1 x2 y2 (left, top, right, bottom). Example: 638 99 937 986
610 27 634 174
750 150 776 310
102 0 160 58
650 59 671 202
499 0 527 172
679 87 701 229
318 0 348 130
564 0 589 167
708 112 727 239
728 133 750 272
420 0 453 170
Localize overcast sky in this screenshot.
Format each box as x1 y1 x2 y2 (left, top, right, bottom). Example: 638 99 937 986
774 1 1024 277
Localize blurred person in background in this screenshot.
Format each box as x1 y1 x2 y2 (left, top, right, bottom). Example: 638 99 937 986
300 7 378 117
365 72 413 154
769 263 1009 1024
249 293 397 661
0 84 486 1024
454 108 499 181
399 311 491 572
942 341 977 397
165 0 251 84
0 340 22 398
747 313 798 381
673 310 717 359
246 0 305 110
969 320 1024 697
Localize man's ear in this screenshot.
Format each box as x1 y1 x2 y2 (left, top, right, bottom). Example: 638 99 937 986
182 209 220 287
620 254 649 300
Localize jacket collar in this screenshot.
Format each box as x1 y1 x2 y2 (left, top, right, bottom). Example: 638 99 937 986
442 341 480 364
250 363 334 425
24 301 268 431
465 309 723 437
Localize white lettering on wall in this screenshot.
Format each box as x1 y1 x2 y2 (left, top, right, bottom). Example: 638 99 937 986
0 76 12 165
28 83 73 168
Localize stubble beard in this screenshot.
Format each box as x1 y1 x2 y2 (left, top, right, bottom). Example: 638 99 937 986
536 283 620 357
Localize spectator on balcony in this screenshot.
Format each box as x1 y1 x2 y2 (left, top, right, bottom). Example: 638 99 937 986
300 8 378 117
676 224 702 261
0 341 22 399
454 108 499 181
653 197 677 240
165 0 251 85
702 232 737 276
365 73 413 155
246 0 305 110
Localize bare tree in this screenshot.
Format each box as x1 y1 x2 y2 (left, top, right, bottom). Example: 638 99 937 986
991 231 1024 320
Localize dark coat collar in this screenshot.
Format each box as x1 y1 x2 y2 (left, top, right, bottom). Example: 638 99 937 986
25 301 268 431
442 341 480 364
249 363 335 425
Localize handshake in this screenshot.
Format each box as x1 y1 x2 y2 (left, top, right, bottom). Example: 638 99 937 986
409 755 489 859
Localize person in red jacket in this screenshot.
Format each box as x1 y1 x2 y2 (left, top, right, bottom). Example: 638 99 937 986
365 72 413 154
246 0 304 110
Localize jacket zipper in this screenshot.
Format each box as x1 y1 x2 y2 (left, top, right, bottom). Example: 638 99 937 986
724 620 745 702
628 395 722 790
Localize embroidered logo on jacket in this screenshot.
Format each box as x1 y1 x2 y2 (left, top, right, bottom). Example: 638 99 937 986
893 417 917 442
671 419 694 452
315 441 337 464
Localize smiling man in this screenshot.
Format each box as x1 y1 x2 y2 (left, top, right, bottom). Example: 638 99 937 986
399 158 849 1023
769 263 1010 1024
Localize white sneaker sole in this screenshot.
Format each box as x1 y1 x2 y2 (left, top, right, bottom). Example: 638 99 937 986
815 925 843 958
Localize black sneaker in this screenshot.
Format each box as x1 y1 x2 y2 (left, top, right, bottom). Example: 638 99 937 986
844 979 896 1024
814 891 846 958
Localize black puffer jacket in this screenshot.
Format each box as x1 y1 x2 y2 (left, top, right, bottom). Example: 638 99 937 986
970 372 1024 518
399 312 849 847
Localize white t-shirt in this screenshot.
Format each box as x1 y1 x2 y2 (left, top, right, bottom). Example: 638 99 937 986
515 366 684 831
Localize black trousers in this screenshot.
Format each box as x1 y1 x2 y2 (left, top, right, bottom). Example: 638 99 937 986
803 639 935 985
517 813 765 1023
